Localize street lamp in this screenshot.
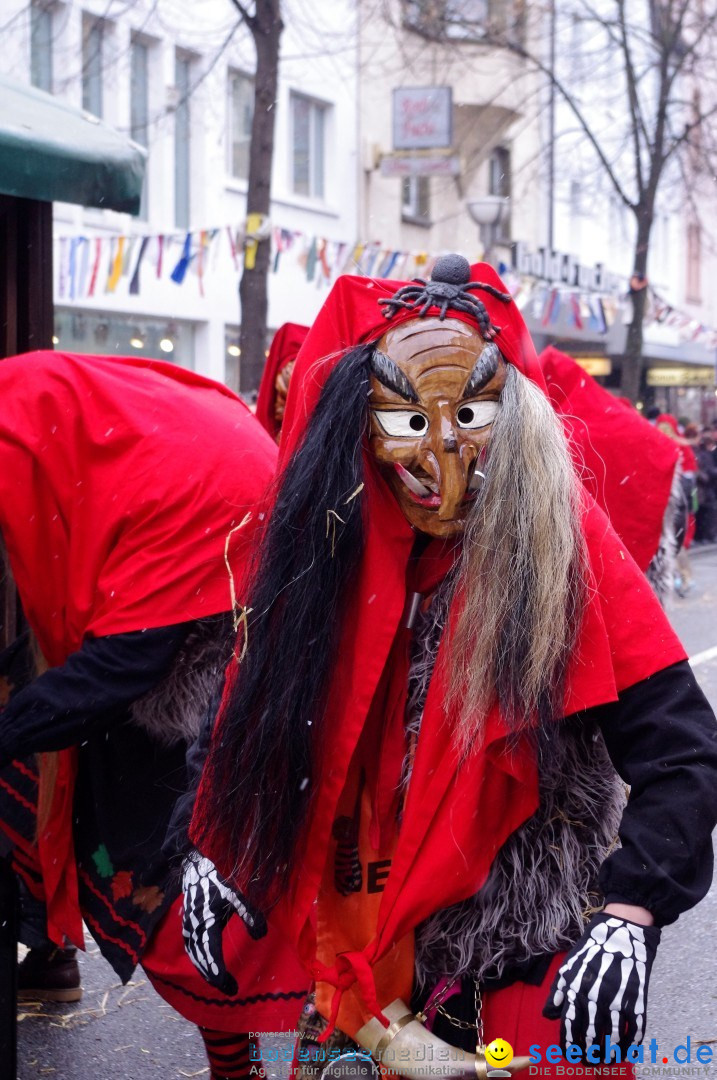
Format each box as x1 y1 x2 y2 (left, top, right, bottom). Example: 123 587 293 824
466 196 511 267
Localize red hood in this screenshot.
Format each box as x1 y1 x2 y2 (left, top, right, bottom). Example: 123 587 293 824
255 322 309 439
192 268 687 1034
0 349 277 947
541 346 680 571
280 262 545 464
0 350 277 666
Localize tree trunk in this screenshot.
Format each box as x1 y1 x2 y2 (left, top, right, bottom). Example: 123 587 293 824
620 208 653 403
235 1 283 395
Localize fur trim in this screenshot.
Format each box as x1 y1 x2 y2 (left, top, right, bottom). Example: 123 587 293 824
129 614 234 746
414 720 625 986
402 587 626 987
646 463 684 608
400 580 453 798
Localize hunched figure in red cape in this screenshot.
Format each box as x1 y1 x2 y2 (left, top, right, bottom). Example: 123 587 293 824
254 322 309 441
187 259 717 1078
539 347 687 606
0 351 307 1079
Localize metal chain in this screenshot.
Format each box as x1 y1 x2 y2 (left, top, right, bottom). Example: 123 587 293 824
474 977 485 1052
433 1002 477 1032
414 974 457 1023
417 976 485 1050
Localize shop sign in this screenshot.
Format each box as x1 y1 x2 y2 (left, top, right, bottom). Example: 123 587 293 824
393 87 453 150
512 241 623 294
575 357 612 376
647 366 716 387
380 153 461 177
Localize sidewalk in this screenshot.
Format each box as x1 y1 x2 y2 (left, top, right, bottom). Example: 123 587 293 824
689 540 717 558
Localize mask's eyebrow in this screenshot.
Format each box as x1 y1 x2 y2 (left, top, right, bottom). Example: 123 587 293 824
462 343 502 399
369 349 419 403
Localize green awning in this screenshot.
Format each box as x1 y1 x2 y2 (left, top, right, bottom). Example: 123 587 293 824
0 76 146 214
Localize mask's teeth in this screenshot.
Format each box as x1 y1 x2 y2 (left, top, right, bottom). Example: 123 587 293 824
394 462 431 498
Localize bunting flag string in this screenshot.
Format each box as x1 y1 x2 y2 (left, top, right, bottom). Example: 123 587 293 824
642 286 717 351
52 221 717 350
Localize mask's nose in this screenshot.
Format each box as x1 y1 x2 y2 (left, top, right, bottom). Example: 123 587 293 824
425 404 469 522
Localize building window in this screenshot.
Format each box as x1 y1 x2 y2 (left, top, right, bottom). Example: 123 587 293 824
402 0 525 43
488 145 511 241
488 146 510 197
130 40 149 147
225 327 241 393
30 3 53 92
401 176 431 225
130 38 150 219
686 222 701 303
54 309 195 369
228 72 254 181
403 0 487 38
175 54 191 229
82 14 104 118
569 180 582 217
225 326 269 396
291 93 326 199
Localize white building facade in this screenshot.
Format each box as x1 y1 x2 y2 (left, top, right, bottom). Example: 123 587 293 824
546 0 717 418
356 0 546 275
1 0 359 390
2 0 714 415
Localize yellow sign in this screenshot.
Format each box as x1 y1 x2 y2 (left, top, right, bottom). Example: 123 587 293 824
575 357 612 377
647 366 715 387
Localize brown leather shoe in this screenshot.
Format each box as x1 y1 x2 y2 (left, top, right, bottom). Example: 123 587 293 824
17 945 83 1003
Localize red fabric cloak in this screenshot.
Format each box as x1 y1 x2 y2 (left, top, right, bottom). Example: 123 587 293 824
540 346 680 571
193 266 687 1033
255 322 309 438
0 350 278 946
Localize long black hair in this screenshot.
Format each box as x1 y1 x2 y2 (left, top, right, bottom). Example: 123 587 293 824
196 344 373 907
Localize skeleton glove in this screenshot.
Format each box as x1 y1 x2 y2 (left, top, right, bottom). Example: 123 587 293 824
182 850 267 995
543 914 661 1059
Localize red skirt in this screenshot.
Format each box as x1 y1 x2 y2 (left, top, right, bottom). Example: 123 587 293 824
478 953 635 1079
141 894 309 1032
290 953 636 1078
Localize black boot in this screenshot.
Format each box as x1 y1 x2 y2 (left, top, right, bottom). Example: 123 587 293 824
17 945 82 1002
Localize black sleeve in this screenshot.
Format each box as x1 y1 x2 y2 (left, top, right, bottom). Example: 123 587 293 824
162 678 224 863
0 624 191 768
594 660 717 925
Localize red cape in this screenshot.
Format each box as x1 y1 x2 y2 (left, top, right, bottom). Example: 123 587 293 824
254 322 309 438
540 347 680 571
193 267 687 1029
0 350 277 944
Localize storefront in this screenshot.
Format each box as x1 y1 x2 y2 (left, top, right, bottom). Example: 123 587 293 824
510 242 617 378
54 308 196 369
608 323 717 423
645 362 716 423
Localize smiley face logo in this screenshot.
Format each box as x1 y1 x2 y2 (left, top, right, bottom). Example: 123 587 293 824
485 1039 514 1069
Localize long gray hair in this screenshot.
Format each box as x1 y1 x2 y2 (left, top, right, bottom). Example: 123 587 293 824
445 364 588 749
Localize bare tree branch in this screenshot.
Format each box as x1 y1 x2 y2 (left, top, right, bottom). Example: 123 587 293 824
476 30 637 212
228 0 256 31
616 0 646 195
664 99 717 162
660 2 717 100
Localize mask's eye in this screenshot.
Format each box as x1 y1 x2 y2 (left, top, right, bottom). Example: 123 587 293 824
456 401 500 430
373 409 428 437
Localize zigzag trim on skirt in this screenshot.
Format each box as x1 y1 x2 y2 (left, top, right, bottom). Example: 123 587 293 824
147 970 306 1008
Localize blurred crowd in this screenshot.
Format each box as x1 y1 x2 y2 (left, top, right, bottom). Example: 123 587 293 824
684 421 717 546
646 408 717 546
642 406 717 600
